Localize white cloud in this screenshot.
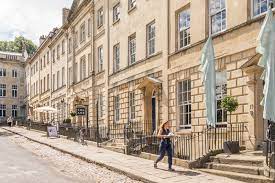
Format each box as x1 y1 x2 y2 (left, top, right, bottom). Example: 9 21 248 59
0 0 74 45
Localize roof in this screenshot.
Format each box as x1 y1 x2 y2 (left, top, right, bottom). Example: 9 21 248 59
0 51 23 56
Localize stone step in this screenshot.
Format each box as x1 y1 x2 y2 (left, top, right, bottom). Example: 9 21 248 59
199 169 273 183
211 156 264 167
206 163 264 176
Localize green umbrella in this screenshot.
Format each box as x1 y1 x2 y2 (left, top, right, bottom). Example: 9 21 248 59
200 36 217 127
257 8 275 122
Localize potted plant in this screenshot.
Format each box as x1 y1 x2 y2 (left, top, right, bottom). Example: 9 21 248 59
70 112 76 117
221 96 239 154
63 118 72 127
70 112 76 125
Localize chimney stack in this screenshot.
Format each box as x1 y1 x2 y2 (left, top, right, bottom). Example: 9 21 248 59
62 8 70 25
39 35 46 45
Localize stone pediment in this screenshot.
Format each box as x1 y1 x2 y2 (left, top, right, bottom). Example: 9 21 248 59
240 53 261 69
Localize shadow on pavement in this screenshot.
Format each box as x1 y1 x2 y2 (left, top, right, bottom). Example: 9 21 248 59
0 131 14 137
157 168 201 176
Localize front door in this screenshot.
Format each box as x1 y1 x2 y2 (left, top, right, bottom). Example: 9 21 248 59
152 95 156 134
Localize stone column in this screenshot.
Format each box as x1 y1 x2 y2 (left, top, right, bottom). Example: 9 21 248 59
243 65 263 150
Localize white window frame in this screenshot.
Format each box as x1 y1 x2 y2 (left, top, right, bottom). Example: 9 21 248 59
57 71 60 88
52 74 55 91
216 72 227 124
0 84 6 97
12 85 17 98
178 9 191 49
81 56 86 80
52 49 56 63
99 93 104 118
12 70 17 78
252 0 274 17
147 21 156 56
88 18 91 37
128 34 136 65
98 46 103 72
113 3 120 22
62 67 65 86
57 44 60 60
68 38 72 53
97 7 104 28
129 91 135 120
178 80 191 128
114 95 120 122
209 0 226 34
128 0 136 10
80 22 86 43
0 68 6 77
62 39 65 54
113 43 120 72
0 104 6 117
47 74 49 90
12 105 18 118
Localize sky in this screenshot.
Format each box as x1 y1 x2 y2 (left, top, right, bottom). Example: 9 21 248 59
0 0 74 45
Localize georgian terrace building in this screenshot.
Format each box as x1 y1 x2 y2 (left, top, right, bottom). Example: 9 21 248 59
0 51 26 124
26 0 273 150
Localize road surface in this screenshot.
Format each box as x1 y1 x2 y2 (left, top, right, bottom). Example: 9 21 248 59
0 130 87 183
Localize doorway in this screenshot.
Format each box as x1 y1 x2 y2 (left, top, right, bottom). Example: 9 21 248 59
152 93 156 134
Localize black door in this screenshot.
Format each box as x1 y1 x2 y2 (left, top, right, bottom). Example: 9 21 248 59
152 96 156 134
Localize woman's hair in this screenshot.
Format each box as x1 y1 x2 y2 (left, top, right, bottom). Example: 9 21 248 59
159 121 169 130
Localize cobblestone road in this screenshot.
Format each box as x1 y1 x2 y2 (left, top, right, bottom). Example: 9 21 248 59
0 128 141 183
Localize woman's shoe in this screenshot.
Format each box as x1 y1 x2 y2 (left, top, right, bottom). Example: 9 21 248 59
154 162 157 169
168 168 175 171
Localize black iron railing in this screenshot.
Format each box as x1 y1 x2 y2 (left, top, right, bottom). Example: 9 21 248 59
265 139 275 168
126 122 247 161
20 120 247 162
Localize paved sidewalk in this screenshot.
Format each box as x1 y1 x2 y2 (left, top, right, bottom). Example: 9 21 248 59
2 127 244 183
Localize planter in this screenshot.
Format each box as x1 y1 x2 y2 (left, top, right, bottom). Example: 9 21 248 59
223 141 240 154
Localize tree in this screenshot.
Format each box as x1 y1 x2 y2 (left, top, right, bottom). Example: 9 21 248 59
0 36 37 55
221 96 239 140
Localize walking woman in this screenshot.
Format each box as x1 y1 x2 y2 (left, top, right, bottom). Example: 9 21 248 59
154 121 175 171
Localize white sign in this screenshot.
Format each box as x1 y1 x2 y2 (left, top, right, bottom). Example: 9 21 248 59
47 126 58 138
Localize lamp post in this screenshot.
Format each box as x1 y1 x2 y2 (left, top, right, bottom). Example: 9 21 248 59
61 98 65 123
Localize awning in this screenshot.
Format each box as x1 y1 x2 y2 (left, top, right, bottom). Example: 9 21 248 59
34 106 59 113
136 77 162 90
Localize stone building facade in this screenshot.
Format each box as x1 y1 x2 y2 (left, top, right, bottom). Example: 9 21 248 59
26 0 273 150
0 51 26 123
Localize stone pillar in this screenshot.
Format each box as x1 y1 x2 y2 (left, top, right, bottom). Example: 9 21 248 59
243 65 264 150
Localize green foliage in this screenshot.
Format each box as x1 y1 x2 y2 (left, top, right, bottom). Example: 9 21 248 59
221 96 239 113
70 112 76 117
63 118 72 124
0 36 37 54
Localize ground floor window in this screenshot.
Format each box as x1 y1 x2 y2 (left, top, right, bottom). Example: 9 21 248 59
129 91 135 120
216 72 227 123
114 95 120 122
99 94 104 118
0 104 6 117
12 105 18 118
178 80 191 128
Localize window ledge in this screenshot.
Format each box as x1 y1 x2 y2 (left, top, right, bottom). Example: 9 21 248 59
128 6 137 14
113 19 120 26
176 128 192 135
211 28 227 37
97 24 103 29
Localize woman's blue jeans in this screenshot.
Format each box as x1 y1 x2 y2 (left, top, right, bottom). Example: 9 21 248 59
155 140 173 168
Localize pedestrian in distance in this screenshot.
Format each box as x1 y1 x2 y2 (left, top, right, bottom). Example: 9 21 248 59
154 121 175 171
7 116 12 127
79 128 86 145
